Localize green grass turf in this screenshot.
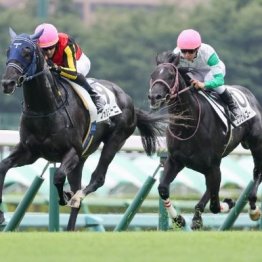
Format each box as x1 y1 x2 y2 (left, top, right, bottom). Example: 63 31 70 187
0 231 261 262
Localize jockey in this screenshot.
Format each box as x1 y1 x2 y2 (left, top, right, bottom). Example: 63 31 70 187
173 28 241 119
34 23 103 113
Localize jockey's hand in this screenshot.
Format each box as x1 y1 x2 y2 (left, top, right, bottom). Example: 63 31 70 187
49 63 61 73
191 79 205 90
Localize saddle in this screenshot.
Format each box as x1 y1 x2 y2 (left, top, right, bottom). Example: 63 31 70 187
199 87 256 128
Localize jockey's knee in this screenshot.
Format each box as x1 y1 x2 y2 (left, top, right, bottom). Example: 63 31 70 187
158 185 169 200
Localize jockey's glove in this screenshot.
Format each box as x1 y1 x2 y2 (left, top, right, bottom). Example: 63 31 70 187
49 64 61 73
47 59 61 73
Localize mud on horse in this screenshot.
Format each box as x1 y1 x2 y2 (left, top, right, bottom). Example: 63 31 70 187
0 29 166 231
148 52 262 229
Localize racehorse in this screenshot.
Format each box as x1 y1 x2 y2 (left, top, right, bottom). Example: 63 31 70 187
148 51 262 229
0 29 166 231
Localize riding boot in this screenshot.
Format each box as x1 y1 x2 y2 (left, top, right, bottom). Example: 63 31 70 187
219 89 241 119
75 74 104 114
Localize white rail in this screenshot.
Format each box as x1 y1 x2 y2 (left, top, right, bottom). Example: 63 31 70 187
0 130 251 155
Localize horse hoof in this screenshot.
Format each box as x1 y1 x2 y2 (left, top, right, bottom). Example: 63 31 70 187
59 199 67 206
223 198 235 209
249 206 261 221
191 218 203 230
220 198 235 213
172 215 186 229
59 191 74 206
210 203 220 214
0 210 5 224
67 190 85 208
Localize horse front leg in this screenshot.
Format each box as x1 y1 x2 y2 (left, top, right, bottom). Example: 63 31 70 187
53 148 80 206
0 143 38 223
205 166 222 214
69 135 126 208
66 161 84 231
158 156 185 228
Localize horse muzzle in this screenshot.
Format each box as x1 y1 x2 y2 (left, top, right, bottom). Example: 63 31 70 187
1 79 17 94
148 94 167 110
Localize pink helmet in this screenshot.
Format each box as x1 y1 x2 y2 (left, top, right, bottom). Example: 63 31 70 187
34 23 59 48
177 29 202 49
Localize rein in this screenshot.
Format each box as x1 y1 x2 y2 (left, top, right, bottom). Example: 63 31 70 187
17 68 48 87
150 63 201 141
167 91 202 141
22 75 70 119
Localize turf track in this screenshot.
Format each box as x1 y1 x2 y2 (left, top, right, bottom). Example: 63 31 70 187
0 231 261 262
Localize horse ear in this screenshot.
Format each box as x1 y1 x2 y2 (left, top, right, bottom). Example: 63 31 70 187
9 27 17 42
156 50 176 65
173 53 180 66
30 28 44 42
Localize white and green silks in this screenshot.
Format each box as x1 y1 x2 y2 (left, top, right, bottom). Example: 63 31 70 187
173 43 225 90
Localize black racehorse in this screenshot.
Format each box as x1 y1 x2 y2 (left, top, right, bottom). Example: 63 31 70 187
148 51 262 229
0 29 166 231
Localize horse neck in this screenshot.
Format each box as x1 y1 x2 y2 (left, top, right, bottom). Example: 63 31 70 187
23 67 58 114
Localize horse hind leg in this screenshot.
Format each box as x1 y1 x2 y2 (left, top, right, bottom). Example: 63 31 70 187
0 143 38 224
191 191 210 230
248 167 262 221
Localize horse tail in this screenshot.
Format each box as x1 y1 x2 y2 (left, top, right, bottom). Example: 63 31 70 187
135 107 165 156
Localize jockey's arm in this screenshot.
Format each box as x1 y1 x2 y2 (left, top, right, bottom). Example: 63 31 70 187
57 45 78 80
204 52 225 89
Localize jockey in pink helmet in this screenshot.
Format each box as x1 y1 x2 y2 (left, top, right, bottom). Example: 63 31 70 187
177 29 201 50
173 29 240 119
35 23 59 48
34 23 104 113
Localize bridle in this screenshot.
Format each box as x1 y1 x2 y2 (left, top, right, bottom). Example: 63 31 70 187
5 35 69 119
150 63 201 141
150 63 192 100
6 36 47 88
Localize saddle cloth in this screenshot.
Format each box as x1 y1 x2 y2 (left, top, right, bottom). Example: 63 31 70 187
199 86 256 130
63 78 122 157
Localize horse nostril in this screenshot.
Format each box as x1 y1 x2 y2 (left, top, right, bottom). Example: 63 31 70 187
1 79 15 87
156 95 162 100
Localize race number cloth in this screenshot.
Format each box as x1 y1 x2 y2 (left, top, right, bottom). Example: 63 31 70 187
199 86 256 130
64 78 122 157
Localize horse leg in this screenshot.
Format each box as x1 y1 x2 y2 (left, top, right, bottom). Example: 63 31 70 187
53 147 80 206
69 135 126 208
158 156 185 228
66 161 84 231
205 166 221 214
0 143 38 223
191 190 210 230
248 166 262 221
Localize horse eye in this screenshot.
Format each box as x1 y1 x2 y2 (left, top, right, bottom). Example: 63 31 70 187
22 47 32 60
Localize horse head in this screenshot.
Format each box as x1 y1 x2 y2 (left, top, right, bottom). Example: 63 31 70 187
1 28 44 94
148 54 182 110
